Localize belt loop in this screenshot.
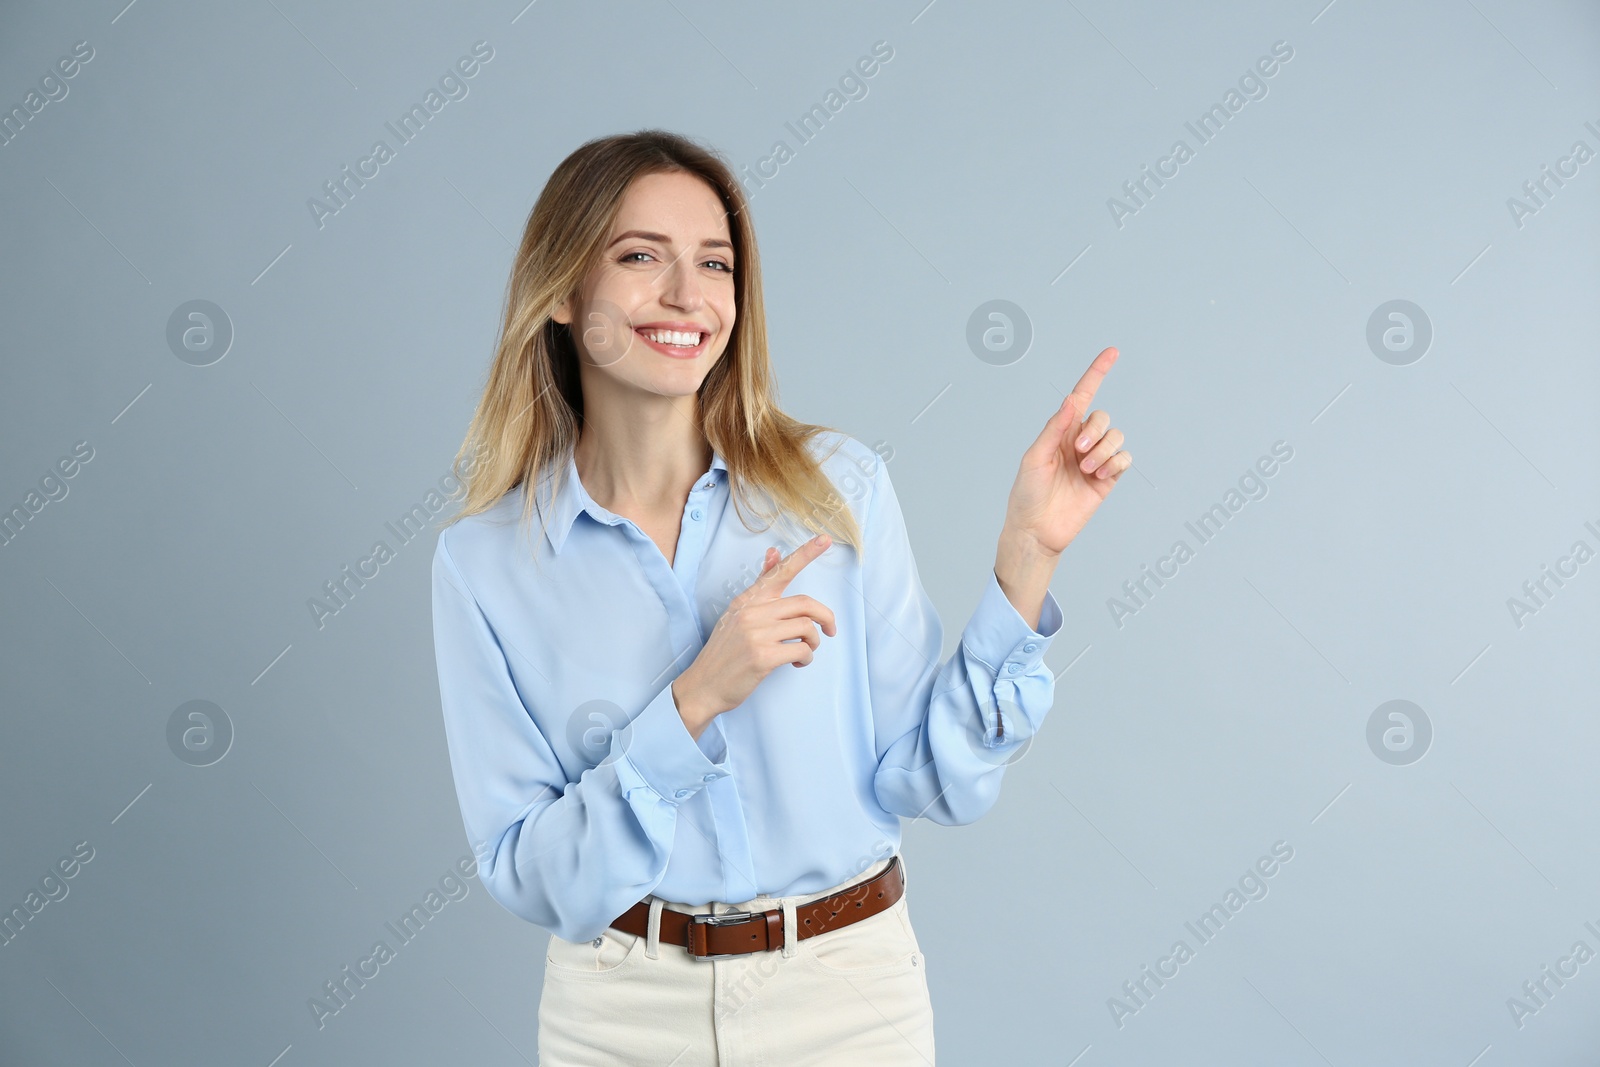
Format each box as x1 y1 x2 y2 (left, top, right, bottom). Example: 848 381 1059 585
781 898 798 958
646 897 664 960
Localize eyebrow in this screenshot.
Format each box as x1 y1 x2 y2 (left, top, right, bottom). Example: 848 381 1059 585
606 229 734 253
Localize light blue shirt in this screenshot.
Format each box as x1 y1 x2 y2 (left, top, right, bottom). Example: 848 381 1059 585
430 431 1063 943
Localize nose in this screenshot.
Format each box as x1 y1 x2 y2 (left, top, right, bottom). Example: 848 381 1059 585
657 248 705 312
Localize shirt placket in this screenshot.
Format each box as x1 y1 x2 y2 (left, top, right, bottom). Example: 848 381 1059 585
619 471 760 904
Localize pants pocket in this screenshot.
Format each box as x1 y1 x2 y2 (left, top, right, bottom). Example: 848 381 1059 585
796 896 922 979
543 926 644 980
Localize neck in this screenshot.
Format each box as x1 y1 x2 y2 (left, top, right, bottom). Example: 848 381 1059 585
573 386 712 513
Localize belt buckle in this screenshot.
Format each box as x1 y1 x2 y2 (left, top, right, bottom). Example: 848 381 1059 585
687 909 759 961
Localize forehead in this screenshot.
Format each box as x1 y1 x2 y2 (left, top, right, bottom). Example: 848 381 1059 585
611 170 731 243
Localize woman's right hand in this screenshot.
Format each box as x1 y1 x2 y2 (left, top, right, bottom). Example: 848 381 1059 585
672 534 837 739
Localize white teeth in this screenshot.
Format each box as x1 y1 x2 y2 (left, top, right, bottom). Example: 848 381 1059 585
642 328 702 347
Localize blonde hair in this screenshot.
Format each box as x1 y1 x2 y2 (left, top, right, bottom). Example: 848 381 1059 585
439 129 864 563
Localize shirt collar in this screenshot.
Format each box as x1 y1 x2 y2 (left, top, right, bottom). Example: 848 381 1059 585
538 447 728 556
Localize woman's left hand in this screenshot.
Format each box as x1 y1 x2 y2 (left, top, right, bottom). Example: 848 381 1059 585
1002 346 1131 558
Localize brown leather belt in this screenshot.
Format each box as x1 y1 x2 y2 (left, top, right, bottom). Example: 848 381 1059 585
608 855 904 961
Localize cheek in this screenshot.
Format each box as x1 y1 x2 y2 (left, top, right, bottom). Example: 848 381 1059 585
591 269 652 312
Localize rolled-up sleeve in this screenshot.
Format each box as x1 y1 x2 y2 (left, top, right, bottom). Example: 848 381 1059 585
431 535 727 942
861 454 1063 826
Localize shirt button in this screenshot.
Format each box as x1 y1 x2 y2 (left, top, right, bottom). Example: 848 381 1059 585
690 508 704 521
702 772 718 782
1007 663 1021 674
1023 643 1037 654
673 788 690 799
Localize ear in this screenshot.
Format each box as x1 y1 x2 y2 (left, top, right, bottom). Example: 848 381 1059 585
551 297 573 326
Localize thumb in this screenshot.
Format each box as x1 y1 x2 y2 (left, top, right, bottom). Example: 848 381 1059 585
733 548 782 612
1028 394 1079 464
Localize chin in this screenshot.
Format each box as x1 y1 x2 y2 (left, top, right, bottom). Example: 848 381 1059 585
640 373 709 398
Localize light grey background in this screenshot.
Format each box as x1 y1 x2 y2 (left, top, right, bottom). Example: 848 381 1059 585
2 0 1597 1063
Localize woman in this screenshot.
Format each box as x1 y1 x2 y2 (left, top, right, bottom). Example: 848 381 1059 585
430 129 1129 1065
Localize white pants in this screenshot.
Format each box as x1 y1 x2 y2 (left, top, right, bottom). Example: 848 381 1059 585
537 853 936 1065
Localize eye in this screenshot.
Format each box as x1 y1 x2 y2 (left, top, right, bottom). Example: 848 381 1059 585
619 250 734 273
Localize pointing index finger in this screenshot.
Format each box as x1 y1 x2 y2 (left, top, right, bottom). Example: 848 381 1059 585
756 534 831 597
1066 346 1119 417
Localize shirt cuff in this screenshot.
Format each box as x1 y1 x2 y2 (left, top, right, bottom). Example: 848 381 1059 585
961 569 1063 676
611 682 731 805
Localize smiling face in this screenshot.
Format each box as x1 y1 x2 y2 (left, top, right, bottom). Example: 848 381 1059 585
553 169 738 403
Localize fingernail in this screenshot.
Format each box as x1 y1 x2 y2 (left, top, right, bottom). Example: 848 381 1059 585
1076 435 1089 449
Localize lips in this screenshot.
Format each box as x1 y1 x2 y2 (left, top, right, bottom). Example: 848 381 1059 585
634 327 709 359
